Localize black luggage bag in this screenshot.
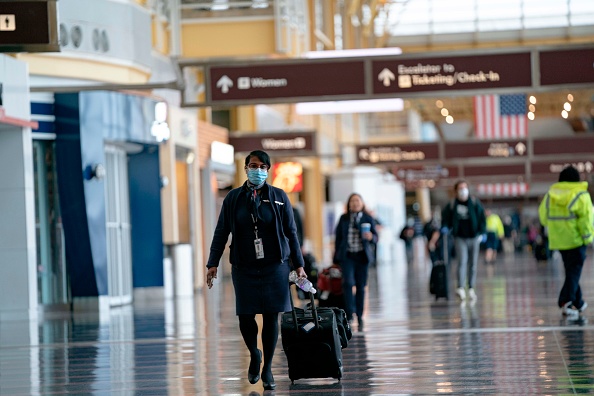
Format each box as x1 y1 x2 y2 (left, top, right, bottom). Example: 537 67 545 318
281 286 344 383
429 233 449 300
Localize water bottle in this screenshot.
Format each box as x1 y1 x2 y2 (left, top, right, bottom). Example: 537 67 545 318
289 270 317 294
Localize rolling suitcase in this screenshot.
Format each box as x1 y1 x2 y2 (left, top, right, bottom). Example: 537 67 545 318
281 285 344 383
429 233 449 300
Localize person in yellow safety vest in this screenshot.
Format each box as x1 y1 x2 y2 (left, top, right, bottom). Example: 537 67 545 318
485 209 505 264
539 165 594 319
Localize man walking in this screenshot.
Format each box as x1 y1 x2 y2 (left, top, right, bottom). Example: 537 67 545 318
539 166 593 318
442 180 486 301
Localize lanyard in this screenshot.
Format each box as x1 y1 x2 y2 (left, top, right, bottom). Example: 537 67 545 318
251 190 259 239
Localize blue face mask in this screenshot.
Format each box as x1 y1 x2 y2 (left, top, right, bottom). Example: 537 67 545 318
247 168 268 185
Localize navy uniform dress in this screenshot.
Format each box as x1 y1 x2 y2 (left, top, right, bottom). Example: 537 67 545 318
232 192 291 314
206 182 304 315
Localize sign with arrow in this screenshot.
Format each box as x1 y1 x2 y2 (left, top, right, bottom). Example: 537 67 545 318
372 52 532 94
209 60 366 103
0 1 59 53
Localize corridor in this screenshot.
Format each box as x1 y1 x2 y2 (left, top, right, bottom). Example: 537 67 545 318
2 242 594 395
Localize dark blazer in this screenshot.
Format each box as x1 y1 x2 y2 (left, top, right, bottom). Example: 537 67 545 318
333 212 378 265
441 197 486 238
207 182 305 269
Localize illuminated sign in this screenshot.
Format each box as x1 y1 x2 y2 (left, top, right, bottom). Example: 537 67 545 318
357 143 439 164
272 162 303 193
229 131 316 155
445 140 527 160
372 52 532 94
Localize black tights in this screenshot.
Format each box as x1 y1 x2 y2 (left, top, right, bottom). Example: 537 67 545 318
238 313 279 376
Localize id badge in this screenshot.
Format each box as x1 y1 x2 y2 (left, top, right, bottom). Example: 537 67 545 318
254 238 264 259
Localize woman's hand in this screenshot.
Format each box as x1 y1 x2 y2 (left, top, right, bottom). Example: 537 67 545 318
362 231 373 241
296 267 307 278
206 267 218 289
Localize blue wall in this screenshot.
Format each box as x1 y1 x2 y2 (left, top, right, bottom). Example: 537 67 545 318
128 146 164 287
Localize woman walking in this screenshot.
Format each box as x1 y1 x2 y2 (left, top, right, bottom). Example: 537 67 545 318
206 150 306 391
333 193 378 330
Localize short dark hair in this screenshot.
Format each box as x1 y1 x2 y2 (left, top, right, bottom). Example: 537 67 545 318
559 165 580 182
245 150 271 169
453 179 468 191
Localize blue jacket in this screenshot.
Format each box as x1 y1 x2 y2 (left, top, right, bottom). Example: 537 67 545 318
333 212 378 265
206 182 304 269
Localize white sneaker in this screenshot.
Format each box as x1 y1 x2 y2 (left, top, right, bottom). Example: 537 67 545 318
468 288 477 301
562 301 579 318
456 287 466 300
579 302 588 313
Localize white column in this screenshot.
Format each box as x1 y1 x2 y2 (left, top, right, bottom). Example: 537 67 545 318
0 56 38 321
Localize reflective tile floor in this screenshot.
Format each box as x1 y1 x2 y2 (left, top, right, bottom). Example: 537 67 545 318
2 241 594 395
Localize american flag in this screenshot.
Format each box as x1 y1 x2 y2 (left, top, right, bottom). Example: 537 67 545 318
474 94 527 139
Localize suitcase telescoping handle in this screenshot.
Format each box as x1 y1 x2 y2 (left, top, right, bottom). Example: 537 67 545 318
288 283 320 333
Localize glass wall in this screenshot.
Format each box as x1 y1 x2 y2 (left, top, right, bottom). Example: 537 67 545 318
33 140 68 305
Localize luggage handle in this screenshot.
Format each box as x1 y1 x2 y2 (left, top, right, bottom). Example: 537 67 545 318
288 283 320 333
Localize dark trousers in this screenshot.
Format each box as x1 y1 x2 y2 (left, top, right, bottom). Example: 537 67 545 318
341 252 369 320
558 246 587 309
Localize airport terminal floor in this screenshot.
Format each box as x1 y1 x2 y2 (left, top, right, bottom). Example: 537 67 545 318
2 240 594 395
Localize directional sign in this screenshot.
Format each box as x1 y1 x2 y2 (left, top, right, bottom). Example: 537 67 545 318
357 143 439 164
445 140 528 160
209 61 366 103
0 15 16 31
229 131 316 155
463 163 526 177
532 159 594 175
533 135 594 155
372 52 532 94
540 48 594 86
0 1 59 52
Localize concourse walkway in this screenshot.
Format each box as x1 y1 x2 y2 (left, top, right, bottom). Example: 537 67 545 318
2 241 594 395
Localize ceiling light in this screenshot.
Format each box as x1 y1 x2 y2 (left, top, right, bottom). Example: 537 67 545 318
562 110 568 119
528 112 535 120
445 115 454 124
529 104 535 112
564 102 571 111
302 47 402 58
435 100 443 108
441 108 449 116
567 94 574 102
529 96 537 104
295 98 404 114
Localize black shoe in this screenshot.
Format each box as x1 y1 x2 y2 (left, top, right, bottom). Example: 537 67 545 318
357 318 364 331
262 371 276 391
248 349 262 384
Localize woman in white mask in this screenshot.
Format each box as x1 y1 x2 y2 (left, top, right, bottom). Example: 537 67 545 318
441 180 486 302
205 150 306 391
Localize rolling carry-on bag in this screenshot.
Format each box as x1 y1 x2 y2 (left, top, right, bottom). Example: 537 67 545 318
281 285 344 383
429 233 449 300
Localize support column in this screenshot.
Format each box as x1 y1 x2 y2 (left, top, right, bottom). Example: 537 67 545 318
0 126 37 320
303 158 325 261
415 187 432 223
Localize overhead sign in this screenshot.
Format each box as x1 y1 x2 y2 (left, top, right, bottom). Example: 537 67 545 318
357 143 439 164
462 163 526 177
445 140 527 160
181 45 594 107
209 61 365 103
0 1 59 53
533 135 594 155
532 159 594 175
229 131 316 155
540 48 594 86
372 52 532 94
